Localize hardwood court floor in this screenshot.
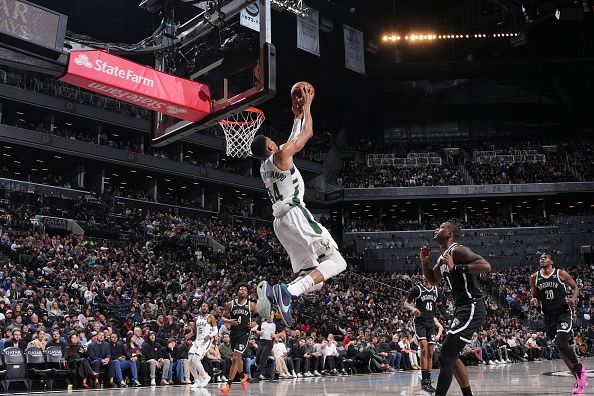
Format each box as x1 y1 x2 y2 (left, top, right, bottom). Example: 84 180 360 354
6 357 592 396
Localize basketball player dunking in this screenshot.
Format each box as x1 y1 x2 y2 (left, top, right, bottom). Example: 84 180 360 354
220 284 258 395
250 84 347 327
405 279 444 393
529 253 588 394
420 221 491 396
189 302 218 388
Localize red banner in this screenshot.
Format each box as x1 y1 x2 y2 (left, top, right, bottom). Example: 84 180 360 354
60 50 211 122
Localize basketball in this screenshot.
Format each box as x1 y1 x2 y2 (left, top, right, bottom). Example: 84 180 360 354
291 81 315 103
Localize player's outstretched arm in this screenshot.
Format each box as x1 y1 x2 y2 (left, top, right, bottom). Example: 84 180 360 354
451 246 491 274
278 86 313 159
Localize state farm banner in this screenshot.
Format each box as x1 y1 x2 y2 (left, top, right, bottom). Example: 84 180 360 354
60 50 211 122
297 8 320 56
343 24 365 75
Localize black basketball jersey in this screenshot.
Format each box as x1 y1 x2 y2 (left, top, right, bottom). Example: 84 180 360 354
436 243 483 306
535 268 569 316
407 284 439 320
230 299 251 333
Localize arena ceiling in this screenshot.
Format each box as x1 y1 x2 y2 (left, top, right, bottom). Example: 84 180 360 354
26 0 594 137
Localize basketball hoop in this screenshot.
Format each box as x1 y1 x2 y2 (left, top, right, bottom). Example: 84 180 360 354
218 108 265 158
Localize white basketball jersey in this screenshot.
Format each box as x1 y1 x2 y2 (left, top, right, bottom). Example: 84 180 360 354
194 314 213 342
260 154 305 217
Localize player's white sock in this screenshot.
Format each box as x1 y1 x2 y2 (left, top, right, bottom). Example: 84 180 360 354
287 275 314 297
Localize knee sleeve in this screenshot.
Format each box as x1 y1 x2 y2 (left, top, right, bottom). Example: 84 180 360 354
316 253 347 280
554 332 579 365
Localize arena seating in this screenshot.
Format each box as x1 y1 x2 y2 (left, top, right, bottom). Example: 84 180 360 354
0 179 592 388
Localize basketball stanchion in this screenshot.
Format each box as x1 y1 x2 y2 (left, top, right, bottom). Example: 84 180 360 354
218 107 265 158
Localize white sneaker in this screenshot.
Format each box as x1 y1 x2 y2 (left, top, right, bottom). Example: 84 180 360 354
506 359 512 363
160 379 169 385
305 372 314 377
221 376 228 382
200 375 211 387
150 379 156 386
292 371 297 378
297 373 303 378
488 361 495 365
313 371 321 377
259 375 266 380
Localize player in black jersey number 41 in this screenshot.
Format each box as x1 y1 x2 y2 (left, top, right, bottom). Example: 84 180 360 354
220 284 258 395
405 279 444 393
529 253 588 395
421 221 491 396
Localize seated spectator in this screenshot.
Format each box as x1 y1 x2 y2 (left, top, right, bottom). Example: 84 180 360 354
206 337 227 382
64 333 97 389
140 331 170 386
109 333 140 387
4 328 26 350
87 332 114 383
27 328 47 350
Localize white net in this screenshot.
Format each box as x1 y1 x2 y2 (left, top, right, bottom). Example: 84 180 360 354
218 108 265 158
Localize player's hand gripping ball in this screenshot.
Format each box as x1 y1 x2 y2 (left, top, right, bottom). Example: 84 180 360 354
291 81 315 117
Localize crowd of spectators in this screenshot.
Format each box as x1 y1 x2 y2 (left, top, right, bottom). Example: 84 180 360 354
344 211 554 233
337 163 465 188
564 140 594 181
0 188 591 388
338 137 594 188
468 157 574 185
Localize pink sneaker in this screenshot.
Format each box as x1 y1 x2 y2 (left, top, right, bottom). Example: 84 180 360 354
572 365 588 395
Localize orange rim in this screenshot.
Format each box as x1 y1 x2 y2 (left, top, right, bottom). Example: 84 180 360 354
218 108 264 126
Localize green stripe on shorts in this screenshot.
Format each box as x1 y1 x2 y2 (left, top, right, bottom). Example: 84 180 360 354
298 205 322 235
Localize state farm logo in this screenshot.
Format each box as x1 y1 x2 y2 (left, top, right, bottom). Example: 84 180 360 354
166 106 187 115
74 54 93 69
72 52 155 88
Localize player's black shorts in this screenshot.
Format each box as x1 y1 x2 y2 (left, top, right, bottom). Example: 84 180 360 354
414 318 437 344
447 299 486 343
230 331 249 353
544 310 573 340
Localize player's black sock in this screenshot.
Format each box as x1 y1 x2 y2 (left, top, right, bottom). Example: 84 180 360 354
421 370 428 382
461 386 474 396
574 363 583 378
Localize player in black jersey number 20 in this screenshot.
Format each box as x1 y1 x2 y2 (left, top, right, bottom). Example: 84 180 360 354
529 253 588 395
421 221 491 396
220 284 259 395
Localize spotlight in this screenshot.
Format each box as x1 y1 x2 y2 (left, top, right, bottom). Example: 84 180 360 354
383 35 388 41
